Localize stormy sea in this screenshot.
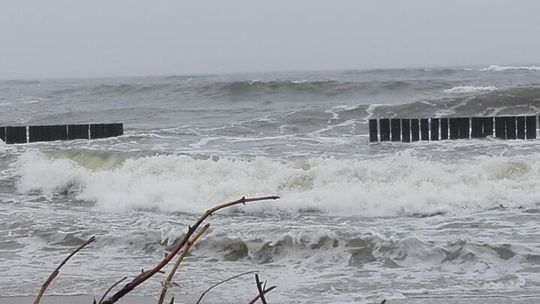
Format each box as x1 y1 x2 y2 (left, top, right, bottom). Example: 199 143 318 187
1 65 539 303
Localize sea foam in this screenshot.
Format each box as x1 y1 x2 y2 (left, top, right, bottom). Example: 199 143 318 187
480 65 540 72
443 86 497 94
13 150 540 216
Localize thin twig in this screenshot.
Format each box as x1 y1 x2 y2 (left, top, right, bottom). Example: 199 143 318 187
98 276 128 304
101 195 279 304
196 271 258 304
33 236 96 304
157 224 210 304
169 296 174 304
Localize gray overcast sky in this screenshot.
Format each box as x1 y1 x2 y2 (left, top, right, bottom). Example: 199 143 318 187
1 0 539 80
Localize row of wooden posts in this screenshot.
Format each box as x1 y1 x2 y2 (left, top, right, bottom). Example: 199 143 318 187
0 123 123 144
369 116 538 142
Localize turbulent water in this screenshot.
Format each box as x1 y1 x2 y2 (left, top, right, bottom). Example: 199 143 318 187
1 65 540 303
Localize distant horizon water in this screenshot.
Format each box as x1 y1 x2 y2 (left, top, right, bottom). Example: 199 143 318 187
2 63 540 82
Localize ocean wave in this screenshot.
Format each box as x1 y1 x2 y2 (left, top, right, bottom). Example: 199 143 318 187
91 225 531 270
480 65 540 72
13 150 540 216
200 79 369 98
443 86 497 94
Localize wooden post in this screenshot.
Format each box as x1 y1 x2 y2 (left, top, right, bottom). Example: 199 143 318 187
380 119 390 141
471 117 483 138
481 117 494 137
29 125 68 142
90 124 106 139
104 123 123 137
517 116 526 139
411 119 420 142
458 118 470 139
67 124 90 140
449 118 459 139
430 118 439 141
391 119 401 142
495 117 506 139
6 126 27 144
526 116 536 139
369 119 378 142
420 119 429 141
401 119 411 142
440 118 449 140
505 116 517 139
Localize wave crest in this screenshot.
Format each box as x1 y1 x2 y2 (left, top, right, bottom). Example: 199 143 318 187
480 65 540 72
13 150 540 216
443 86 497 94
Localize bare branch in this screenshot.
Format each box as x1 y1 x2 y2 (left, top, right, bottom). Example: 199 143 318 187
196 271 258 304
98 276 127 304
157 224 210 304
33 236 96 304
101 195 279 304
247 287 276 304
255 274 268 304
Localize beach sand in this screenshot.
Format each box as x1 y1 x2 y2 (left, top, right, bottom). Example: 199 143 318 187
0 296 154 304
1 293 538 304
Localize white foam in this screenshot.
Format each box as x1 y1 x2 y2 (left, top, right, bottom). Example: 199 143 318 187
443 86 497 94
13 150 540 216
480 65 540 71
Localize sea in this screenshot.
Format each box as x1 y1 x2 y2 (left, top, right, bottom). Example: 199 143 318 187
0 65 539 304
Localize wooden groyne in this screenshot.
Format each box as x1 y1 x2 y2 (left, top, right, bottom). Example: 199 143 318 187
0 123 123 144
369 116 537 142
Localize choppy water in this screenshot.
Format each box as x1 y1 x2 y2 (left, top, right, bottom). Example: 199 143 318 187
1 65 540 303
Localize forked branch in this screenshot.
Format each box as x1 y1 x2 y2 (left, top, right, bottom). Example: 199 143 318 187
101 195 279 304
248 274 276 304
157 224 210 304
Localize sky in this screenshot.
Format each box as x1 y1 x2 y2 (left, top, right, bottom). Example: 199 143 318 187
0 0 539 80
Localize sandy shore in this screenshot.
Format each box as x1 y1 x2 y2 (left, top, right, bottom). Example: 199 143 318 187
2 294 539 304
0 295 157 304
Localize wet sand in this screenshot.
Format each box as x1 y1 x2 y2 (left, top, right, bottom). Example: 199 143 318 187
2 293 539 304
0 296 155 304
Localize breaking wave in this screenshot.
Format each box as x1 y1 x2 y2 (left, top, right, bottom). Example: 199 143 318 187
480 65 540 72
443 86 497 94
13 150 540 216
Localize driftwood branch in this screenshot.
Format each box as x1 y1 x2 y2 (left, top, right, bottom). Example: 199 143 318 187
98 276 127 304
157 224 210 304
196 271 258 304
247 274 276 304
101 195 279 304
254 274 269 304
33 236 96 304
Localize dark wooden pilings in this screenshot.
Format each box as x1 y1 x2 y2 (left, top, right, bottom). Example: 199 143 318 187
68 124 90 140
6 127 27 144
369 116 538 142
29 125 68 142
526 116 536 139
0 123 124 144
